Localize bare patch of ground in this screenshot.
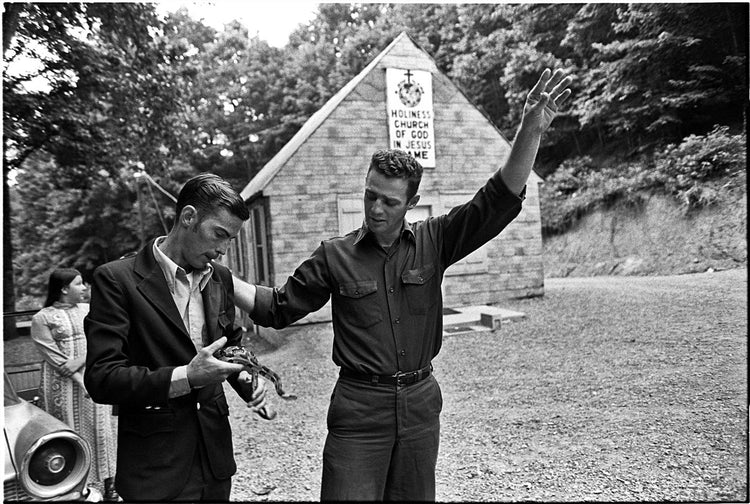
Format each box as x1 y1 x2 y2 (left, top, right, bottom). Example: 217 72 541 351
543 190 747 278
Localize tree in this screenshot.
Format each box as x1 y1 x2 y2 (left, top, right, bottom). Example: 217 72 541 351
163 12 291 186
3 2 92 331
5 3 187 309
569 3 748 149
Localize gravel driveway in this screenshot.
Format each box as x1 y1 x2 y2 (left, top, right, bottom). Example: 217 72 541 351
225 268 747 502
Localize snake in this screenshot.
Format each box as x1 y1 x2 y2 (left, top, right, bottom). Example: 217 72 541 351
213 345 297 420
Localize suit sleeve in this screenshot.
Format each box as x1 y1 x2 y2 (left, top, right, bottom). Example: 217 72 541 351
84 264 174 407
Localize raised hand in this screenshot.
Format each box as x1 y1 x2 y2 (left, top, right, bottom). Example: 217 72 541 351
521 68 572 133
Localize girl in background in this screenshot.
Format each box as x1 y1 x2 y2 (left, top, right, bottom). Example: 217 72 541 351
31 268 118 501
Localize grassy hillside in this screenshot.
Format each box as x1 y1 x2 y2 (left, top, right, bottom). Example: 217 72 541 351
543 183 746 278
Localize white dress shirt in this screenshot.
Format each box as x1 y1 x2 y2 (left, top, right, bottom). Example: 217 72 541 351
153 237 214 398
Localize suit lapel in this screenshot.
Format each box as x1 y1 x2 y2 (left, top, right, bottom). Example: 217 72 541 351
134 240 190 340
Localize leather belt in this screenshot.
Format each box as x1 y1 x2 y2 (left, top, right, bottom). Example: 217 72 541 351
339 364 433 386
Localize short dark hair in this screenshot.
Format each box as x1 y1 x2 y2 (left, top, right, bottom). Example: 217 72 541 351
367 149 423 200
44 268 81 307
175 173 249 223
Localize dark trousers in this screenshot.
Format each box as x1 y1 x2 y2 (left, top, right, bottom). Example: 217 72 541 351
321 374 442 501
173 436 231 502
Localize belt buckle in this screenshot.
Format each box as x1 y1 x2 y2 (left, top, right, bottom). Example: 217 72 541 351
392 370 406 386
393 370 415 386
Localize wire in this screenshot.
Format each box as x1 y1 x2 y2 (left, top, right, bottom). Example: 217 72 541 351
141 172 177 203
144 178 169 234
133 169 175 235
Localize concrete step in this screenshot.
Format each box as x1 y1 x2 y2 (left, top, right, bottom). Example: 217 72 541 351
443 305 526 336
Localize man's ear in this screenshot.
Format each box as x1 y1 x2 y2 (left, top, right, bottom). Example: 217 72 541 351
178 205 198 227
407 194 420 209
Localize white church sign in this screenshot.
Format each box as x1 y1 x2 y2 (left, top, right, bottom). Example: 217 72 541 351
386 68 436 168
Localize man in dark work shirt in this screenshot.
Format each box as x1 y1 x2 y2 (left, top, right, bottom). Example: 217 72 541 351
234 68 572 501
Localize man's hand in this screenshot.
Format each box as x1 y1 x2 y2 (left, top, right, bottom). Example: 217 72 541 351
521 68 572 134
499 68 573 195
237 370 268 411
186 337 245 388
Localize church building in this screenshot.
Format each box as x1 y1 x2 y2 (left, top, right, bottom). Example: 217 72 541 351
227 32 545 325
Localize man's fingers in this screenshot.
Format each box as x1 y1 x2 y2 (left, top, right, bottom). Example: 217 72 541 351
223 361 245 374
527 67 551 97
247 378 267 407
202 336 228 354
546 68 566 89
247 394 265 408
528 68 569 102
550 75 572 101
252 378 267 397
554 88 572 107
248 396 268 412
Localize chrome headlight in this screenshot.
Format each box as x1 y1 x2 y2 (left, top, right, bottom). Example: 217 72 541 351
19 431 91 500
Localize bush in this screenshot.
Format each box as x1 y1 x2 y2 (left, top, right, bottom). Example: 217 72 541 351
541 125 746 234
541 156 654 234
654 125 746 210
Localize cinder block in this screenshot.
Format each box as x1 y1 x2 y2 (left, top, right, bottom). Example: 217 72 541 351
480 313 502 331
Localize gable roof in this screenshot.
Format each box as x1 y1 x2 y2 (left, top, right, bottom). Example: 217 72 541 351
241 31 541 201
241 33 413 200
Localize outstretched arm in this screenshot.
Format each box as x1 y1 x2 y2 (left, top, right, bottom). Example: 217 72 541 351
232 274 257 314
500 68 572 195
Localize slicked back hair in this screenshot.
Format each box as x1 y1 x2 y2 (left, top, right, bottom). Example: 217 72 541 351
175 173 249 224
367 149 424 200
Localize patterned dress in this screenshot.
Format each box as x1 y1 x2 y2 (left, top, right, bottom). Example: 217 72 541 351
31 302 117 484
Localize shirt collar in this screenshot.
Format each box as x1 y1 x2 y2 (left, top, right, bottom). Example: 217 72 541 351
153 236 214 294
353 219 415 246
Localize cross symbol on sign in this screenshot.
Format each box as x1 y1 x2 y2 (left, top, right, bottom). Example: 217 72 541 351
404 69 413 83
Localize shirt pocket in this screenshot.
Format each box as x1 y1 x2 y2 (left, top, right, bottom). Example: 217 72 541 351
337 280 382 328
402 263 438 315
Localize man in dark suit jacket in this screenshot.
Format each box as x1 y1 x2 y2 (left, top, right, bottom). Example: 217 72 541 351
84 173 266 501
